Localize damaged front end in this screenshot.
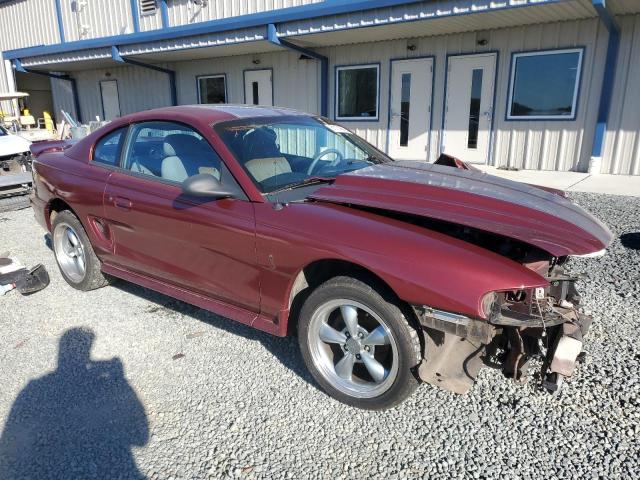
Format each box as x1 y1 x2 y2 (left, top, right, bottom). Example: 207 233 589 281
413 263 592 395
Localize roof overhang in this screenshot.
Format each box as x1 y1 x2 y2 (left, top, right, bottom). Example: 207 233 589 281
4 0 639 72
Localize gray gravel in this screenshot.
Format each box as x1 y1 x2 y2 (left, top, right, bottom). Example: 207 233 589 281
0 192 639 479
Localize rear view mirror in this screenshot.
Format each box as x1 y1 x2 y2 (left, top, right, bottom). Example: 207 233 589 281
182 174 235 199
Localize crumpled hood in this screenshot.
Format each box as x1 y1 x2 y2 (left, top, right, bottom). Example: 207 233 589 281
309 161 613 257
0 133 31 157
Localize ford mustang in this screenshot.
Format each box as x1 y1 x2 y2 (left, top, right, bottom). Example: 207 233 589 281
30 105 612 409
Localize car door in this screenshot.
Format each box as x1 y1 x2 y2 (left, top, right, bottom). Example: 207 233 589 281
102 120 260 312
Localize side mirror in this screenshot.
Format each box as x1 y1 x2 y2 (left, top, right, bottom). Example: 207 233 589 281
182 173 235 199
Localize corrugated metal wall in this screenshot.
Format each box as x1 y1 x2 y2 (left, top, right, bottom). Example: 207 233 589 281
0 0 60 115
10 0 631 174
172 50 319 114
59 0 134 41
490 19 607 172
316 17 608 171
601 13 640 175
72 65 172 121
139 3 162 32
167 0 322 27
0 0 60 50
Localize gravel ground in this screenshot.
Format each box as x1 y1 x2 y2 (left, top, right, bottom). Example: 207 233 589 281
0 192 638 479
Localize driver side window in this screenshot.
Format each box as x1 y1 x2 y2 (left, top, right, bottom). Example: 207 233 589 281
123 121 222 183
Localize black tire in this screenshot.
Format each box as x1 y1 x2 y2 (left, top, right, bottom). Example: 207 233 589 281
298 276 421 410
51 210 111 291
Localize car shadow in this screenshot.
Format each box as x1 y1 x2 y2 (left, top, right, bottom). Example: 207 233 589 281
0 328 149 479
113 281 316 387
620 232 640 250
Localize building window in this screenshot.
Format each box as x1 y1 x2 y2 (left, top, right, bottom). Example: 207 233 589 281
335 64 379 121
197 75 227 104
507 48 583 120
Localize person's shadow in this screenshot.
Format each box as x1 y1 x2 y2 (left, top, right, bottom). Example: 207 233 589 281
0 328 149 479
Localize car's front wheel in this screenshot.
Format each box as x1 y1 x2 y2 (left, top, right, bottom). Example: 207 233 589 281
298 276 421 410
52 210 110 291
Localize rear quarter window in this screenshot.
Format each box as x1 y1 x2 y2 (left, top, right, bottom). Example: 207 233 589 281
93 127 127 166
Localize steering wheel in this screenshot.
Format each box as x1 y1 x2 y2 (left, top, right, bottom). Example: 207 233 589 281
307 148 344 175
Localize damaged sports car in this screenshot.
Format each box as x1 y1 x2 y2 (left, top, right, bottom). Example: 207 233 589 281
30 106 612 409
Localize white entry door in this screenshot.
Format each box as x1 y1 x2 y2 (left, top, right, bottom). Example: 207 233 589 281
442 53 496 164
244 69 273 106
100 80 121 121
388 58 433 161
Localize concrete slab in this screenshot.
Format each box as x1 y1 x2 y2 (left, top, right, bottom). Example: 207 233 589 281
476 166 640 197
572 174 640 196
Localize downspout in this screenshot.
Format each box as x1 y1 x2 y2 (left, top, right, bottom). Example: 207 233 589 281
54 0 65 43
590 0 620 174
13 59 82 124
266 23 328 117
111 46 177 106
130 0 140 33
159 0 170 29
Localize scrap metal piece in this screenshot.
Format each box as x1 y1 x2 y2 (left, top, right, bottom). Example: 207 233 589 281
417 328 485 394
503 328 526 381
550 336 583 377
15 264 50 295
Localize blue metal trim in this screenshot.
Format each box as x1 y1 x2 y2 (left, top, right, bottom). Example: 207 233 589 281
242 68 274 106
386 56 435 160
440 51 499 164
196 73 228 104
334 63 381 122
159 0 169 29
591 0 620 158
111 46 177 105
13 59 83 123
504 47 585 122
130 0 140 33
54 0 65 43
267 23 327 117
2 0 448 60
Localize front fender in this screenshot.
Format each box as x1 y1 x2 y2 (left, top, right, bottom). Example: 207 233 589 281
338 244 547 319
257 202 548 329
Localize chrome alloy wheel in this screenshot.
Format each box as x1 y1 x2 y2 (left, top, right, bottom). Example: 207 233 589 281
308 299 399 398
53 222 87 283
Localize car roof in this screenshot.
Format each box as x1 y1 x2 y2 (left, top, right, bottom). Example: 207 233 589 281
63 104 317 163
119 104 314 125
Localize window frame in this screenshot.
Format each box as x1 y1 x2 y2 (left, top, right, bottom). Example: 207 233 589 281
196 74 228 104
334 63 381 122
506 47 584 121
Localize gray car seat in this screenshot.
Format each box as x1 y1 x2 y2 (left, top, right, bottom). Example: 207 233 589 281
241 127 291 182
161 133 219 182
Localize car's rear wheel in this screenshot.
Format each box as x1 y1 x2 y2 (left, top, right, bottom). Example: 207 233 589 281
52 210 110 291
298 276 421 410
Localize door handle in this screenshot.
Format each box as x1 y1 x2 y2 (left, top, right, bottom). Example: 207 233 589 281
112 196 132 211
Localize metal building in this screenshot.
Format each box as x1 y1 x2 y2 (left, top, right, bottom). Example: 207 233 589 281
1 0 639 175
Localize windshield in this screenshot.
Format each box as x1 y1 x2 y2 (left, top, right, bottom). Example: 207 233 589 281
0 126 7 136
214 116 391 193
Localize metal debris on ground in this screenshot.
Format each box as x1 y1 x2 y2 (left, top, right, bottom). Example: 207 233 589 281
0 254 50 295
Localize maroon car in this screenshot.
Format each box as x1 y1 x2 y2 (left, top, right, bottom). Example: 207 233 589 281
30 105 612 409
